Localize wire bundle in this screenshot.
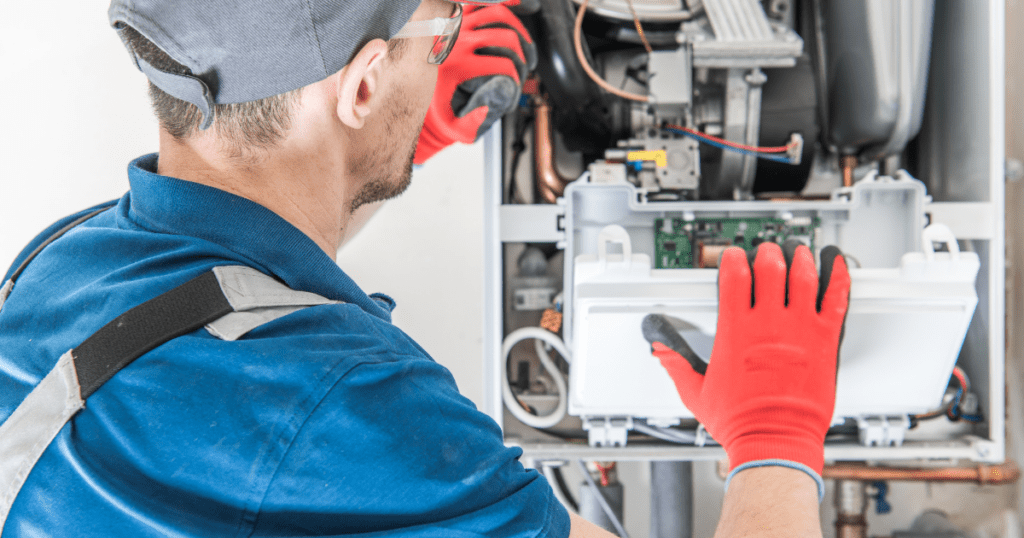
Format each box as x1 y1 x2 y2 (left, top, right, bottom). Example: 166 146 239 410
913 366 983 423
593 462 615 487
570 1 803 166
662 124 799 164
948 366 983 422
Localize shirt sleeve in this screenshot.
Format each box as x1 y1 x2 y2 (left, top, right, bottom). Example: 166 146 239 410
252 355 571 538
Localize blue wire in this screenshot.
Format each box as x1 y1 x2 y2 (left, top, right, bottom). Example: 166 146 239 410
949 388 983 422
664 127 795 164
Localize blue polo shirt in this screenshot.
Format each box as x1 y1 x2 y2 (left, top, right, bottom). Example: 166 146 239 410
0 154 569 537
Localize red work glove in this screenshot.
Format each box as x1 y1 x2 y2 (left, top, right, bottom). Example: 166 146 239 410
414 4 537 164
642 241 850 493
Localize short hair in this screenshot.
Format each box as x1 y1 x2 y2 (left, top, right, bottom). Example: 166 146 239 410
119 25 301 151
119 27 408 152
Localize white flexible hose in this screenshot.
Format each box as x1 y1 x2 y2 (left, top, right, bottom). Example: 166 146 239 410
501 327 570 429
632 423 698 444
531 347 558 395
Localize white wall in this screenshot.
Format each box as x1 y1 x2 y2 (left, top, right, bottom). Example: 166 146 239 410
0 1 486 402
0 1 157 270
336 147 485 404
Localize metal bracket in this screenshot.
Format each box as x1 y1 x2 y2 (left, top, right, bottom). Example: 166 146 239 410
499 203 567 244
924 202 996 240
583 416 634 447
971 439 1001 461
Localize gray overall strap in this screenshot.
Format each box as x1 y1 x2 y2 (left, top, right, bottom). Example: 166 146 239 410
0 265 338 532
206 266 340 340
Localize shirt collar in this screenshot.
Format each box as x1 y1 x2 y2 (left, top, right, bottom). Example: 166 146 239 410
125 153 393 322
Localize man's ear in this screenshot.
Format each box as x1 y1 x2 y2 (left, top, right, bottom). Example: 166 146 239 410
336 39 389 129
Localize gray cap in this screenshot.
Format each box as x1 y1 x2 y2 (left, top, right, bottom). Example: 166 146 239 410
109 0 497 129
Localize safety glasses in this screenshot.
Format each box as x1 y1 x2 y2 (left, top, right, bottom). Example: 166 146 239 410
391 3 463 65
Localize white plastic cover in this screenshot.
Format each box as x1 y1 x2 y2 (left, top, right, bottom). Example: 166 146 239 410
570 224 980 421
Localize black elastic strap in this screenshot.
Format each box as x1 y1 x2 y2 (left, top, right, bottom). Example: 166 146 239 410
73 271 233 399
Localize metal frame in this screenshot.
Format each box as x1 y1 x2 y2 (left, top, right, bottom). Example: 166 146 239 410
482 0 1006 464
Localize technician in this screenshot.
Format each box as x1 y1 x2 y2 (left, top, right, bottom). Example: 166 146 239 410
0 1 849 537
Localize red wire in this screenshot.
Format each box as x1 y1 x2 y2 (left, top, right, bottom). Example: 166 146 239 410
952 366 970 392
594 462 615 487
947 367 971 420
664 124 793 153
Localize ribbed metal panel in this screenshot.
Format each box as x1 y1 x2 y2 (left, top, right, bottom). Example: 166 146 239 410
703 0 773 42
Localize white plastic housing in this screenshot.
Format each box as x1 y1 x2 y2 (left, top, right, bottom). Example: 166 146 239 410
570 223 979 421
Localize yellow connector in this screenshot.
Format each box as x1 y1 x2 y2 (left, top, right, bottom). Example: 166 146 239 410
627 150 668 168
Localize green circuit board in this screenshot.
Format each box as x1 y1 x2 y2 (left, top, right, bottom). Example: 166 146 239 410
654 217 820 269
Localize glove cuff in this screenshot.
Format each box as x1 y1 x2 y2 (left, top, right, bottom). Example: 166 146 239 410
725 459 825 503
726 432 825 476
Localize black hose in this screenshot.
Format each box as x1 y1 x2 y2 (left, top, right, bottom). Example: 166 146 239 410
550 466 579 512
520 0 610 153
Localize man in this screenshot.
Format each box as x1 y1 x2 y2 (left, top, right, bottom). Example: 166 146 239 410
0 1 849 537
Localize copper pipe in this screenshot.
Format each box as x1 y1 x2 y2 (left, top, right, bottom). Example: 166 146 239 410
716 459 1021 485
574 0 650 102
534 98 573 203
841 155 858 188
824 460 1021 485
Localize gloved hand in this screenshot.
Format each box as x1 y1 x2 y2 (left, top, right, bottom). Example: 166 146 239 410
642 240 850 482
414 4 537 164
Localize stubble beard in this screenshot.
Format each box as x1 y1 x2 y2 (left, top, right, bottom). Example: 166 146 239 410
348 86 422 214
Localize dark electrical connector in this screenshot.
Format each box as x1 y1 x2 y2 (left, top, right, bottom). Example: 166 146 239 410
514 361 531 393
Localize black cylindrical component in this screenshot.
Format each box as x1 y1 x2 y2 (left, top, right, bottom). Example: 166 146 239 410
649 461 694 538
521 0 610 154
528 0 600 113
753 55 817 194
513 361 530 392
579 482 625 536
